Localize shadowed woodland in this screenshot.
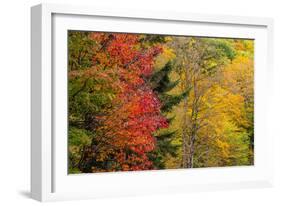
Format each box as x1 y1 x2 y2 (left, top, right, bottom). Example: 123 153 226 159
68 31 254 173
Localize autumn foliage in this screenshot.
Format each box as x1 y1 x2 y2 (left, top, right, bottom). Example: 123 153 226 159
68 31 254 173
69 32 168 172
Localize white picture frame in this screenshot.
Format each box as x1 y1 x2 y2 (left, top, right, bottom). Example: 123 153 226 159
31 3 274 202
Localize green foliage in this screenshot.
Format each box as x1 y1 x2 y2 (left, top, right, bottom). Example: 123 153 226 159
68 31 254 173
69 127 92 146
150 62 180 93
68 31 97 71
140 34 167 45
159 91 190 113
206 38 236 61
150 62 191 113
68 127 92 170
148 61 191 168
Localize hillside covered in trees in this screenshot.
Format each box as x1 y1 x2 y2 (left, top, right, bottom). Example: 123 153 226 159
68 31 254 173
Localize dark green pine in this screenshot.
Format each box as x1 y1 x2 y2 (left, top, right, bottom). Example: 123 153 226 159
148 61 191 169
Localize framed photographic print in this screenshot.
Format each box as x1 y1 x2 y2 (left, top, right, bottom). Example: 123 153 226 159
31 3 274 201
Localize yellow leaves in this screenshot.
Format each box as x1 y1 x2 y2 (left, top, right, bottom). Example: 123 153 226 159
108 93 115 101
95 84 102 91
216 139 230 158
205 84 245 119
96 152 108 162
188 37 196 47
221 54 254 128
163 38 254 168
233 40 254 56
164 36 173 42
223 55 254 96
154 47 176 69
163 47 176 60
95 146 115 162
69 145 80 154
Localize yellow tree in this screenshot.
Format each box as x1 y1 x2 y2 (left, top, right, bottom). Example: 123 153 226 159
169 37 235 168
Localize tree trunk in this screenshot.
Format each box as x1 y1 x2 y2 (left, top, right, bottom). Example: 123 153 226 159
187 126 196 168
187 75 199 168
181 61 190 168
182 95 189 168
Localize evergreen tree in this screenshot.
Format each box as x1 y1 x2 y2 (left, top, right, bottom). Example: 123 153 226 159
148 61 191 169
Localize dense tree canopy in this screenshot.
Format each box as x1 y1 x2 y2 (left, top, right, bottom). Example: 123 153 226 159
68 31 254 173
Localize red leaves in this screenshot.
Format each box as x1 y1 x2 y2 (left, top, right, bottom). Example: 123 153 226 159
107 35 138 65
90 33 167 171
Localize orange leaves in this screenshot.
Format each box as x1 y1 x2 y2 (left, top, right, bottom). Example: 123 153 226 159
87 33 167 171
69 32 255 173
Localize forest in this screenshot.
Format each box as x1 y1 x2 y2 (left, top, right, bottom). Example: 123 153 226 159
68 31 254 173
